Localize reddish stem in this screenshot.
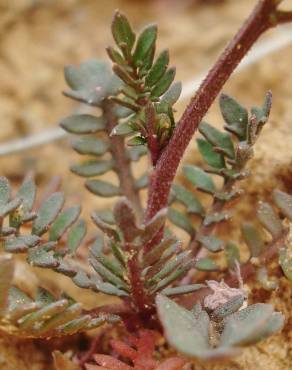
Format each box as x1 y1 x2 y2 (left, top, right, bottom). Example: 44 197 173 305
145 0 284 224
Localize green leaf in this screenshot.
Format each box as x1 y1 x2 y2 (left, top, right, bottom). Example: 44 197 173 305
111 11 135 52
220 303 284 347
195 258 219 271
72 137 109 156
151 259 194 293
256 202 283 239
171 184 204 216
91 212 119 240
86 180 120 197
90 238 124 279
183 165 216 194
168 208 195 235
161 284 205 297
147 250 190 286
256 266 278 290
35 287 55 304
133 24 157 68
32 193 65 236
60 114 106 134
64 60 121 106
0 197 22 218
197 138 225 169
38 303 82 334
197 235 224 252
250 91 272 124
145 49 169 87
143 237 178 266
106 46 125 66
94 209 115 224
0 256 14 314
273 189 292 221
90 258 128 291
151 67 176 98
19 299 69 330
203 212 230 226
199 122 235 159
279 245 292 281
128 146 147 161
5 235 40 253
211 295 245 321
0 177 10 207
127 135 146 146
67 219 87 253
70 160 114 177
111 121 135 136
156 295 212 358
7 287 38 321
219 94 248 140
28 247 59 268
49 206 81 241
225 242 240 269
242 223 264 258
160 81 182 107
17 175 36 213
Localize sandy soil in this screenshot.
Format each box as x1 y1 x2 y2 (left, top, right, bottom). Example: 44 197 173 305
0 0 292 369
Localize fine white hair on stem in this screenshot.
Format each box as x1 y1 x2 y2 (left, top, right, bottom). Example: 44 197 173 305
0 26 291 157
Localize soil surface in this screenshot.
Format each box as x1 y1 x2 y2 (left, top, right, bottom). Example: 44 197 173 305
0 0 292 369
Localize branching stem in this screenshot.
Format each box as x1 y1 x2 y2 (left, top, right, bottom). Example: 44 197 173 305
146 0 290 226
104 101 143 218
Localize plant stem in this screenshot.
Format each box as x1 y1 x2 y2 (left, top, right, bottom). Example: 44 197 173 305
146 0 289 224
104 100 143 218
127 251 153 318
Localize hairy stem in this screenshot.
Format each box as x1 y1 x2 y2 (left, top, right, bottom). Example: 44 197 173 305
127 250 155 325
104 100 143 218
146 0 287 224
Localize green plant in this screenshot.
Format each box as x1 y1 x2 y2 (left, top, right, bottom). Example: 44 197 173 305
1 0 292 367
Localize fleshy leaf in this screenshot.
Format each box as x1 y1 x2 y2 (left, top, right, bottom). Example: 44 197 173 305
0 256 14 314
133 24 157 68
197 138 225 169
220 303 284 347
112 11 135 52
199 122 235 159
242 223 264 257
197 235 224 252
272 189 292 221
256 202 283 239
195 258 219 271
86 180 120 197
184 165 216 194
67 219 87 253
0 177 10 207
219 94 248 140
71 160 114 177
32 193 65 236
60 114 106 134
168 208 195 235
171 184 204 216
72 137 109 156
145 49 169 87
279 245 292 281
160 81 182 107
17 175 36 213
151 67 176 98
49 206 81 241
